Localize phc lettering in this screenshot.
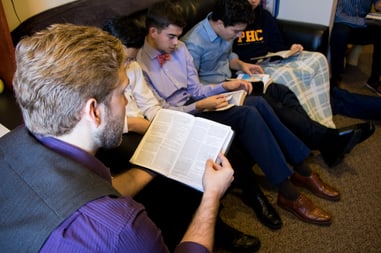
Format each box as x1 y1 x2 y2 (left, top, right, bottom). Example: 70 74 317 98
236 29 263 43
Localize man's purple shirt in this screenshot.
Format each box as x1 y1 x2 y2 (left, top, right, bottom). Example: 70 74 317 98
37 136 208 253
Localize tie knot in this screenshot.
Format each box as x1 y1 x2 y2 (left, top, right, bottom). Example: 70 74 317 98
157 53 171 66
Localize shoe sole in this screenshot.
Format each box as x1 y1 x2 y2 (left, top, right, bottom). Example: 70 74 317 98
277 203 332 226
366 84 381 96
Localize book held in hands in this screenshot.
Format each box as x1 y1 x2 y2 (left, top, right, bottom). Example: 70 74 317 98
130 109 234 192
366 12 381 26
236 73 272 94
366 12 381 21
250 48 299 62
211 89 247 111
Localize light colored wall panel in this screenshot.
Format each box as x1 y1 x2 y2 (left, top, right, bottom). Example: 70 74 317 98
277 0 337 26
2 0 75 30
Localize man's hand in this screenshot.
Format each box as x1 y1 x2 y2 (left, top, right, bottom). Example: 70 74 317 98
230 58 264 75
290 43 304 53
222 79 253 94
202 153 234 198
195 94 230 111
243 62 264 75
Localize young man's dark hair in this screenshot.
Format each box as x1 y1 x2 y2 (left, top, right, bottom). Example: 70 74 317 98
210 0 254 26
145 0 186 30
103 11 147 48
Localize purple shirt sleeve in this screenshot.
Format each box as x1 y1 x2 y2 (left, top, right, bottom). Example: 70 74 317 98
40 196 169 253
40 196 209 253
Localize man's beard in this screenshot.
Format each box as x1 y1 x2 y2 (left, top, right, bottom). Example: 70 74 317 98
96 111 124 149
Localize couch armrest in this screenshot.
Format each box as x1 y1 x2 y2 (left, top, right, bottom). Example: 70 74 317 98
0 90 23 129
276 20 329 55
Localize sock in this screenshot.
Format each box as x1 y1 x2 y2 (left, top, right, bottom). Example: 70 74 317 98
293 161 311 177
277 180 300 201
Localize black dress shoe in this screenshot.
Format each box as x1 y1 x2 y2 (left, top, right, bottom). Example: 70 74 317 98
215 218 261 253
242 192 282 230
320 130 356 167
320 122 375 167
340 121 375 152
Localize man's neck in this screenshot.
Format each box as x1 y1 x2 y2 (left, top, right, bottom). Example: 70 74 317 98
54 122 98 155
146 36 159 51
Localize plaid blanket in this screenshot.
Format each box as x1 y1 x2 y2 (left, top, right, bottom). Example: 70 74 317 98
261 51 335 128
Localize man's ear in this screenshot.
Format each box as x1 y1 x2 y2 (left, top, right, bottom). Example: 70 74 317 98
84 98 102 127
149 27 159 37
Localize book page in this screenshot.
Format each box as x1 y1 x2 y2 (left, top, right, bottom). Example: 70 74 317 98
250 48 299 61
169 116 233 191
0 123 10 137
130 109 233 191
130 109 194 175
366 12 381 21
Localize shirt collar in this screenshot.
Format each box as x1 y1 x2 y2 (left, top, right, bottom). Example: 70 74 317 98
203 12 219 43
34 133 112 183
143 37 166 61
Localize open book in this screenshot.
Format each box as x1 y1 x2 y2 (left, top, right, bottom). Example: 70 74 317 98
366 12 381 26
366 12 381 21
250 48 299 62
130 109 234 191
236 73 272 94
213 89 247 111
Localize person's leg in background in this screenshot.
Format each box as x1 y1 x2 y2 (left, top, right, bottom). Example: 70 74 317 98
227 139 282 230
259 84 374 167
330 23 381 94
362 25 381 93
331 86 381 120
330 23 352 87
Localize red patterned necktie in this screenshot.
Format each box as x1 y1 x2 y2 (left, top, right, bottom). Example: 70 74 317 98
157 53 171 66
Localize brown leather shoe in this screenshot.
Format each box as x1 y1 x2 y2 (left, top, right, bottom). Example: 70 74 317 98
277 194 332 225
290 172 341 201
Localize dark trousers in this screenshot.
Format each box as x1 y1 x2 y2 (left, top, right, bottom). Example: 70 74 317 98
331 86 381 120
197 96 310 185
264 83 328 149
330 23 381 83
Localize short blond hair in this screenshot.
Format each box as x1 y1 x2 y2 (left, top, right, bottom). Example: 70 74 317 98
13 24 126 136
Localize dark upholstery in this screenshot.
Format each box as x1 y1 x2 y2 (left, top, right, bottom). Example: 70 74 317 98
2 0 329 130
277 20 329 55
11 0 163 44
11 0 329 52
0 89 22 129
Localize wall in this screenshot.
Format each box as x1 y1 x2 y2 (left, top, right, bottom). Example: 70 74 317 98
1 0 75 31
277 0 337 27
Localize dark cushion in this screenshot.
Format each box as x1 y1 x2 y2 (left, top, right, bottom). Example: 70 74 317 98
277 20 329 55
